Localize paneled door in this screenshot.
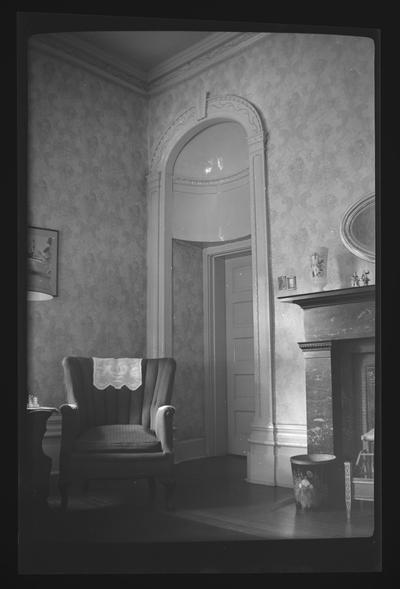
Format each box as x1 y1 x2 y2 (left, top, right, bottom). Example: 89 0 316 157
225 255 255 455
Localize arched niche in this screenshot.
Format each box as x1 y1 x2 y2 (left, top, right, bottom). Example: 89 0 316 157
146 94 276 484
172 121 251 242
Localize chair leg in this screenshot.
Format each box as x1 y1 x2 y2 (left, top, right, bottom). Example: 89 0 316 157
59 481 69 512
161 478 176 511
344 461 352 521
147 477 156 509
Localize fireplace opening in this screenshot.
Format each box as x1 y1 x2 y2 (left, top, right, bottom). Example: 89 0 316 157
332 337 375 476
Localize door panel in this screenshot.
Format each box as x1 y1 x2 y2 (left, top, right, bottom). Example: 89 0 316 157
232 301 253 327
225 255 254 455
232 263 252 290
233 373 255 400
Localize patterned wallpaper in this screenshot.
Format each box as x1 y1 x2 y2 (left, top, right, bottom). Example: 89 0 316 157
149 33 375 426
172 240 205 441
26 34 375 440
27 47 148 407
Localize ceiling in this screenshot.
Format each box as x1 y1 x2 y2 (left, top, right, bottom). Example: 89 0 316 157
70 30 216 73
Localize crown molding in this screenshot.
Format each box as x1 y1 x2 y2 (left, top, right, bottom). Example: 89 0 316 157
148 32 269 95
28 31 270 97
148 32 237 82
29 33 148 96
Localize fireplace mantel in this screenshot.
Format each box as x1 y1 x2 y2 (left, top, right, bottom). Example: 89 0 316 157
278 285 375 309
278 285 375 456
279 286 375 342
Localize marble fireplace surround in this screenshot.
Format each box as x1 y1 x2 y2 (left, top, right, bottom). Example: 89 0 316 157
279 285 375 459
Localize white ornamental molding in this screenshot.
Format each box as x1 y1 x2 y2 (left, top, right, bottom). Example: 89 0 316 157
195 78 210 121
209 95 263 136
173 168 249 189
298 340 334 352
275 424 307 448
148 106 196 177
149 94 265 176
148 32 269 95
248 132 269 148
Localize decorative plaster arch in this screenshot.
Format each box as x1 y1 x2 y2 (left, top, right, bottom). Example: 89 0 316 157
146 94 276 485
149 95 264 175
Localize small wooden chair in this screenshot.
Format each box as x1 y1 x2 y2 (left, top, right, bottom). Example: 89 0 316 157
344 428 374 520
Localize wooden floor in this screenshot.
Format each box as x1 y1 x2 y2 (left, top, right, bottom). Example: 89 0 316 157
19 455 378 573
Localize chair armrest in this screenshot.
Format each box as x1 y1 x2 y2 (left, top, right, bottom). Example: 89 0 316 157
59 403 80 453
154 405 175 454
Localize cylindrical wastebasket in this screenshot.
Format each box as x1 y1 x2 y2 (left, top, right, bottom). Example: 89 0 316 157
290 454 336 511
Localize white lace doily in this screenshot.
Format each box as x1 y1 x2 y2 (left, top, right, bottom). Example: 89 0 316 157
93 358 142 391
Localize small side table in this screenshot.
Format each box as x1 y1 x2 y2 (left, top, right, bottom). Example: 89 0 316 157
26 407 58 507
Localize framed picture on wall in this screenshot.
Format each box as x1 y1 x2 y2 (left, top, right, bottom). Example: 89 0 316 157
27 226 59 297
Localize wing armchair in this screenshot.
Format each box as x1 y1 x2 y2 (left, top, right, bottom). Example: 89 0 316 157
58 356 176 511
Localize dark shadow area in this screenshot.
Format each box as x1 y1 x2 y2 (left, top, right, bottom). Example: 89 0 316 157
19 455 375 574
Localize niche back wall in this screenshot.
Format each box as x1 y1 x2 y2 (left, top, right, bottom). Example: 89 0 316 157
172 239 205 450
27 47 148 407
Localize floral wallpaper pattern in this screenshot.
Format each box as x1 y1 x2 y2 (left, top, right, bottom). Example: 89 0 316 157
172 240 204 441
27 47 148 407
149 33 375 427
27 34 375 442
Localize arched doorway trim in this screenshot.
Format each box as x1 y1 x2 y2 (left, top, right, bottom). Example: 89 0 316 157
146 94 276 485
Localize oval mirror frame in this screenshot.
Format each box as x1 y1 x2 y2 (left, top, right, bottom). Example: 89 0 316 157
340 193 375 263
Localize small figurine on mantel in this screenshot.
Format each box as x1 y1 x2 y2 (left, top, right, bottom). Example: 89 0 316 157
351 272 360 287
351 270 370 287
27 394 39 408
361 270 370 286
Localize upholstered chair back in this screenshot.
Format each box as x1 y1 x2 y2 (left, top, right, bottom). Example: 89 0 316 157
62 357 175 434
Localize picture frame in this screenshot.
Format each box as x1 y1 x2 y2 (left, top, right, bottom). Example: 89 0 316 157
27 226 59 297
287 276 297 290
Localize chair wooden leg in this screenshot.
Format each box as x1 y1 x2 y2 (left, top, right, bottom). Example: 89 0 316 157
59 481 69 512
147 477 156 509
162 478 176 511
344 461 352 521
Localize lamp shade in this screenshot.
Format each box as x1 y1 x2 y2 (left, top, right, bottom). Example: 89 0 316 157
27 291 53 301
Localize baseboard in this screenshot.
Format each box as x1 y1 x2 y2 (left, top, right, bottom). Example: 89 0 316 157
275 424 307 488
275 423 307 448
174 438 206 463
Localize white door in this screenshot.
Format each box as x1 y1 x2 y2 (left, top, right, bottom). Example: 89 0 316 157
225 254 255 455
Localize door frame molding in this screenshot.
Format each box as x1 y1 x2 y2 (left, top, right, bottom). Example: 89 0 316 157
203 239 252 457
